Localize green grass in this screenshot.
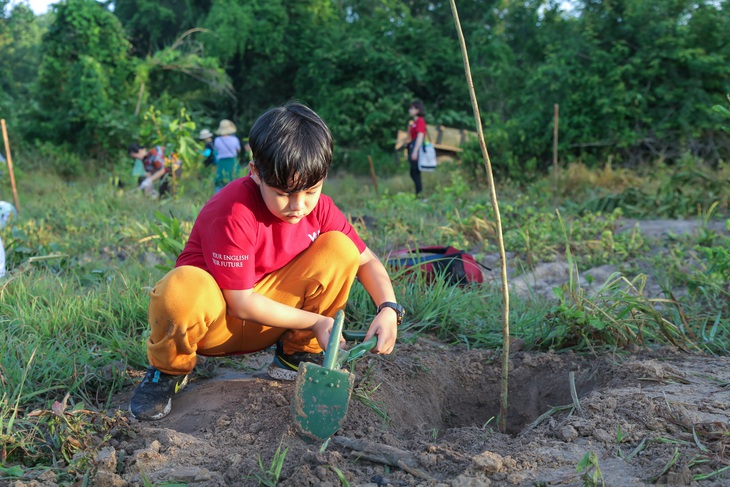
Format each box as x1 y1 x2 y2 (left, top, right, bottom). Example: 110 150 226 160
0 156 728 481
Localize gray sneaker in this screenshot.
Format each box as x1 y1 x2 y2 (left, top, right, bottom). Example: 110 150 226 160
267 341 324 381
128 367 189 420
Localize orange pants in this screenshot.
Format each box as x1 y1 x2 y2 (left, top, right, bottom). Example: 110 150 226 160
146 232 361 375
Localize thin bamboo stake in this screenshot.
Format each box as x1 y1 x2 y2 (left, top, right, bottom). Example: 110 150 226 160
134 82 145 116
448 0 511 433
367 155 379 195
553 104 559 205
1 119 20 213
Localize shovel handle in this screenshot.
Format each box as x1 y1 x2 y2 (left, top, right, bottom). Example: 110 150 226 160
336 335 378 368
323 310 345 370
342 330 367 341
346 336 378 361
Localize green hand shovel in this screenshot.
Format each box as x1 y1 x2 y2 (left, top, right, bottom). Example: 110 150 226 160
291 311 377 442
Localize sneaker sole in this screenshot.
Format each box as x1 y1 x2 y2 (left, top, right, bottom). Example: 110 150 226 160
128 374 189 421
129 399 172 421
267 364 298 381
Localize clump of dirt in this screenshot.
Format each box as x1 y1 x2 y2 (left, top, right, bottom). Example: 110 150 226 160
54 339 730 487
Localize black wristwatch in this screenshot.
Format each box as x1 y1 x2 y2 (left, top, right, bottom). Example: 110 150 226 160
377 301 405 326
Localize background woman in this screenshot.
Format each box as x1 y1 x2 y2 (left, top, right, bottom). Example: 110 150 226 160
407 100 426 196
213 119 241 192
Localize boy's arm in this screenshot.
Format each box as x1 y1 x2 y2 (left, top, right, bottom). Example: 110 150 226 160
222 289 338 350
356 247 398 354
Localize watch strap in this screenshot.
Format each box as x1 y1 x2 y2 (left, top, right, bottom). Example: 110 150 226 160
377 301 404 325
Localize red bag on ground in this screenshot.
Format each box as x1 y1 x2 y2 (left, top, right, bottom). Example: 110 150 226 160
387 246 487 286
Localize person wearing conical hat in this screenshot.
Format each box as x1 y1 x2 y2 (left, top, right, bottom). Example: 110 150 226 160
213 119 241 192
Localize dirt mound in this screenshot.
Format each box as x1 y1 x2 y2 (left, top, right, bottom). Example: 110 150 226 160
73 339 730 486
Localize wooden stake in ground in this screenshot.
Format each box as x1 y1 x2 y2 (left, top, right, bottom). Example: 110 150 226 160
1 119 20 213
448 0 511 433
367 155 379 195
553 104 559 205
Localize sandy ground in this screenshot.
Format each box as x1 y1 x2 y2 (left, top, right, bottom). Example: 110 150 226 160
79 344 730 487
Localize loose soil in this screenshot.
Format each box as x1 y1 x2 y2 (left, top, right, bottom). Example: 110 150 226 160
9 218 730 487
96 346 730 486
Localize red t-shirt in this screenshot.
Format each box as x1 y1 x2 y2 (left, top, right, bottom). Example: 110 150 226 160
409 116 426 141
176 176 367 290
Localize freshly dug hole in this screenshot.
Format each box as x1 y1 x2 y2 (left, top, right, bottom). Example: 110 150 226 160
368 342 608 435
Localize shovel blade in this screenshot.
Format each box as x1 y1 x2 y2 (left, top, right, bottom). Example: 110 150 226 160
291 361 354 441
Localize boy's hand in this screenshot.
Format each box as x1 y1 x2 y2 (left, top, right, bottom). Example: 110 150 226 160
365 311 398 355
311 315 344 351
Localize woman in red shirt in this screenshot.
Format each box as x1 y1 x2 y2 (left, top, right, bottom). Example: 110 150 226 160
407 100 427 196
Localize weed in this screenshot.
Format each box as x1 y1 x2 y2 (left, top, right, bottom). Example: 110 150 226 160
1 387 128 480
649 446 680 483
694 464 730 481
145 211 189 272
330 465 351 486
249 439 289 487
352 366 390 423
538 211 692 352
576 450 605 487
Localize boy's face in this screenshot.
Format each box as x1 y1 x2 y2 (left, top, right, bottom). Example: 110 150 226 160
250 163 324 224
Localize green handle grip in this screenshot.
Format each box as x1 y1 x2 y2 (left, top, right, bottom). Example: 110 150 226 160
346 336 378 361
342 330 367 341
336 335 377 368
323 310 345 370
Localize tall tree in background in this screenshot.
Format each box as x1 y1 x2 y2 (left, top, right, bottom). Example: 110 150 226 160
514 0 730 169
201 0 299 123
0 2 46 131
112 0 211 55
34 0 136 157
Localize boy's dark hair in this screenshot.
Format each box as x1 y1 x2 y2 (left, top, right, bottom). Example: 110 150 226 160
127 143 144 155
410 100 425 117
249 101 332 192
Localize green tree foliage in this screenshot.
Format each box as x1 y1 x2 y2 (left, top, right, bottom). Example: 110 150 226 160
714 95 730 134
514 0 730 168
112 0 211 55
0 2 46 131
34 0 136 157
133 28 234 116
201 0 297 120
1 0 728 178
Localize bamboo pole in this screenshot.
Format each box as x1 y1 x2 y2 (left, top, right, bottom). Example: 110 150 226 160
448 0 511 433
367 155 379 195
1 119 20 213
134 82 145 116
553 104 559 206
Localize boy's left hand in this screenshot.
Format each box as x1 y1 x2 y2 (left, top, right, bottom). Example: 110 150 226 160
364 311 398 354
